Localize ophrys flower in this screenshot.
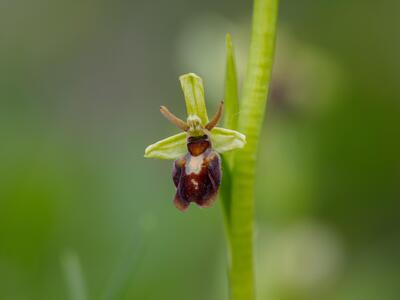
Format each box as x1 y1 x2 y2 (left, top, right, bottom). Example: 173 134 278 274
144 73 246 211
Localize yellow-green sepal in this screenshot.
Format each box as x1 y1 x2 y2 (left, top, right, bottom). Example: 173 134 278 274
211 127 246 153
144 132 187 160
179 73 209 126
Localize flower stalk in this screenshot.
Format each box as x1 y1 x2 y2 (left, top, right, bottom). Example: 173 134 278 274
226 0 279 299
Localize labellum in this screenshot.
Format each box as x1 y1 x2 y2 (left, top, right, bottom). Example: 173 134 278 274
166 103 223 211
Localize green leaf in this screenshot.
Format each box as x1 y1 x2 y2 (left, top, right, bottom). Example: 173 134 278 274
211 127 246 153
224 33 239 131
220 155 233 227
179 73 209 126
61 251 88 300
144 132 187 160
223 33 240 171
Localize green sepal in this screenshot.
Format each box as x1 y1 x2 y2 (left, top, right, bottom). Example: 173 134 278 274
211 127 246 153
179 73 209 126
144 132 187 160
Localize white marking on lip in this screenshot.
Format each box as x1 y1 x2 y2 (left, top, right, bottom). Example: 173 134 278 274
191 179 199 189
186 155 204 174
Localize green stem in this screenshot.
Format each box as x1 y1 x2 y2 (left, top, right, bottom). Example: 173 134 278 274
228 0 279 299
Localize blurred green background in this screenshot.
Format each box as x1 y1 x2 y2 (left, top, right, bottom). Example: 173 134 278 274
1 0 399 299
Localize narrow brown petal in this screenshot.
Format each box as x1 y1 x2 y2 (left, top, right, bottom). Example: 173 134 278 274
205 101 224 130
160 106 189 131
